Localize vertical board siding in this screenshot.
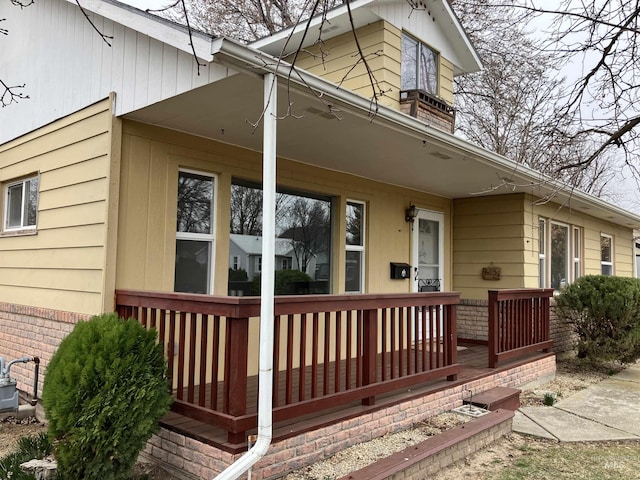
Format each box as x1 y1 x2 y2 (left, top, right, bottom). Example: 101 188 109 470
0 0 231 145
0 100 113 314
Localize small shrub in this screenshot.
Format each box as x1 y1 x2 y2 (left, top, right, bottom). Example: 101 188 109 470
228 268 248 281
0 433 52 480
42 313 172 480
543 392 556 406
555 275 640 364
252 269 314 295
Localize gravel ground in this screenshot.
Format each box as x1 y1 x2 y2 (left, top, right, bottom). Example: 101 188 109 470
283 357 622 480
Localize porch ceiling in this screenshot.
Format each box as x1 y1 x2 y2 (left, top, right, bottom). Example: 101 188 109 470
124 72 640 228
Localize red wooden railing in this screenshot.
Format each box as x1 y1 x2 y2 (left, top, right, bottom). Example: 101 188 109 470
488 289 554 368
115 290 460 443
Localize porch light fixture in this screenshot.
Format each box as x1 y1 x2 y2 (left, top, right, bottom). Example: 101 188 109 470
405 204 417 227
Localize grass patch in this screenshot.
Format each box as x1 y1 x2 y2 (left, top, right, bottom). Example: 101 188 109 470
488 442 640 480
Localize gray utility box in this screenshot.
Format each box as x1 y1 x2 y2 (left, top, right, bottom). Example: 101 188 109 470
0 379 19 413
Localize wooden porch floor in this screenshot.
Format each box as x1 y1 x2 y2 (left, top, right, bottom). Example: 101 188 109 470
160 343 553 454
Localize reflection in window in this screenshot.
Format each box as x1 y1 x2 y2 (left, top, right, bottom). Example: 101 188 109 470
550 223 569 290
175 170 215 294
345 201 365 293
601 234 613 276
228 181 332 295
401 33 438 95
4 176 38 230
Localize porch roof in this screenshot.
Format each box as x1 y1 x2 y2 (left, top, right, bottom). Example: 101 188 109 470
123 37 640 229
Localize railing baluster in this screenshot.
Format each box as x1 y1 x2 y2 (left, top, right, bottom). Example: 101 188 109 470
167 311 176 392
381 309 388 381
273 315 281 408
335 310 342 393
311 312 319 398
210 316 220 411
323 312 330 396
187 313 196 403
346 310 352 389
286 314 294 405
199 315 208 407
299 313 307 401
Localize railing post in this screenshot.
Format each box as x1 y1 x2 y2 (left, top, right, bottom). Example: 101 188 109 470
488 290 499 368
225 315 249 444
361 308 378 406
446 304 457 381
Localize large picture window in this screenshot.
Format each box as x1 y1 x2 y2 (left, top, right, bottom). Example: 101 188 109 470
345 200 365 293
228 180 332 296
401 32 439 96
175 169 215 294
4 175 39 231
550 222 569 290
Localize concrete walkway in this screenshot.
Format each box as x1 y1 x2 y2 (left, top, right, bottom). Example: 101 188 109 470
513 362 640 442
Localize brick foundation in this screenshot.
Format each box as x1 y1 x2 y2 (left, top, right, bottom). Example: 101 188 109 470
457 299 576 353
144 355 555 479
0 303 91 397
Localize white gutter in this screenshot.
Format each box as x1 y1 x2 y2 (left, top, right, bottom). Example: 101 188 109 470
214 73 277 479
211 36 640 227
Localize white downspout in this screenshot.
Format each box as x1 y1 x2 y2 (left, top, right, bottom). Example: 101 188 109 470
214 73 277 479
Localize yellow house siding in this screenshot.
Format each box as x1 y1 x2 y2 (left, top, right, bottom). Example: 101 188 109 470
453 194 527 299
439 58 454 105
292 21 401 110
291 21 455 112
0 98 116 314
117 120 451 296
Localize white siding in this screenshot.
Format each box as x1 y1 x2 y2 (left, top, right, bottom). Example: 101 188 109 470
0 0 233 145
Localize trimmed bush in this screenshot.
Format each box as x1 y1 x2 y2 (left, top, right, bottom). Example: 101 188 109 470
252 269 314 295
42 313 172 479
554 275 640 364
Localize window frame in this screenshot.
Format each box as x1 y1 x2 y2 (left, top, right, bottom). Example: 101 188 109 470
601 233 613 276
174 168 217 294
345 199 366 293
3 174 39 233
538 218 582 290
401 31 440 96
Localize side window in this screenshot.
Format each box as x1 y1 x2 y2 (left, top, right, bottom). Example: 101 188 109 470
3 175 39 231
345 200 365 293
601 234 613 276
174 169 216 294
401 32 439 96
538 219 546 288
550 222 569 290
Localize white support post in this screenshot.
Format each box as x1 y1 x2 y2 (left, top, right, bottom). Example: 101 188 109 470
214 72 277 480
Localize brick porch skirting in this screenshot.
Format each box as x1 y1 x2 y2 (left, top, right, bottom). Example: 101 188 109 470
144 355 556 479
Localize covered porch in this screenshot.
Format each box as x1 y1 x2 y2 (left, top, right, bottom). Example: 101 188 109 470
115 288 554 454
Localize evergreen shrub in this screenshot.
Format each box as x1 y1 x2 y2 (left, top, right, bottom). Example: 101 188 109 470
251 269 314 295
42 313 172 479
554 275 640 364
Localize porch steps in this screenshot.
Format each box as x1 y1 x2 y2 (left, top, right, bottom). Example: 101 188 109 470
336 409 514 480
464 386 521 411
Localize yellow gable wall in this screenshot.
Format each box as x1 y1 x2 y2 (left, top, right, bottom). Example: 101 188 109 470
454 193 635 300
0 98 120 315
289 21 455 111
116 120 452 295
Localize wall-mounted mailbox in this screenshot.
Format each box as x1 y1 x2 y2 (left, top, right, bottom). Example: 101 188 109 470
390 262 411 280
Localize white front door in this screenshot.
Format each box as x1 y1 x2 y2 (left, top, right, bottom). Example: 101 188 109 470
412 209 444 293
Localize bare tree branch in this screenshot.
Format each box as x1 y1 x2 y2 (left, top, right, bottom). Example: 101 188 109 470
0 79 29 107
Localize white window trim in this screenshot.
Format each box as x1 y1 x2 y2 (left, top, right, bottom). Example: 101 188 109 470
345 200 366 293
573 226 581 280
538 219 546 288
601 233 614 275
175 168 217 294
3 175 39 232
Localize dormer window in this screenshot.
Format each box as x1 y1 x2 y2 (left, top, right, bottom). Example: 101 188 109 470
401 32 438 96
